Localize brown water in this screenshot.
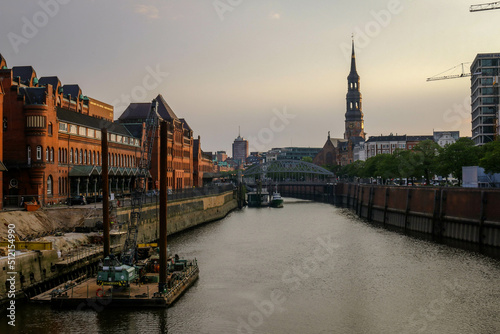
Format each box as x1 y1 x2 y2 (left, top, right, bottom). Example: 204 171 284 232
2 199 499 333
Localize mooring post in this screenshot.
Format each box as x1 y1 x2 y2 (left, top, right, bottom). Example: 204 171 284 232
383 187 389 226
431 189 440 239
367 186 374 222
102 128 110 257
404 188 411 232
478 191 486 248
159 121 168 293
347 183 351 208
437 189 447 241
358 186 364 217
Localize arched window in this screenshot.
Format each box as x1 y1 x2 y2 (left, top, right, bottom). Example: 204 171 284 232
50 148 54 162
70 148 73 163
47 175 53 195
350 102 353 109
27 146 32 165
84 150 87 164
79 149 83 164
97 152 100 166
45 147 49 162
88 151 91 165
48 122 53 135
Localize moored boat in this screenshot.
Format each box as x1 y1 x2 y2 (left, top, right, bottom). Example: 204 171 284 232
270 192 284 208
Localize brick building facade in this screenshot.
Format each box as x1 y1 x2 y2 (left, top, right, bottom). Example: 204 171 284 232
193 137 215 187
0 55 205 207
118 94 194 190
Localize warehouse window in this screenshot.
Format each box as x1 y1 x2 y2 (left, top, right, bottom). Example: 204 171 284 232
47 176 53 195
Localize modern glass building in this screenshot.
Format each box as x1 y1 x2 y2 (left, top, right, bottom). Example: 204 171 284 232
471 53 500 145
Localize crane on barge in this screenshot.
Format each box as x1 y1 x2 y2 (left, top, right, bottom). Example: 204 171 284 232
97 100 159 287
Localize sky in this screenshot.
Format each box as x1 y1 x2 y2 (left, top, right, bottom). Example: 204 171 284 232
0 0 498 154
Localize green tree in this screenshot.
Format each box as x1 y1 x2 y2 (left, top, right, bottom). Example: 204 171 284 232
301 156 313 163
479 140 500 174
362 154 393 180
394 149 420 181
374 154 398 183
437 138 481 182
413 140 441 184
340 160 365 179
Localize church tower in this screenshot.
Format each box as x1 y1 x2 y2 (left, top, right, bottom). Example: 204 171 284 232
344 40 365 140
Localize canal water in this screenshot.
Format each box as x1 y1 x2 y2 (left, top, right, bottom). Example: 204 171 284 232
2 199 500 333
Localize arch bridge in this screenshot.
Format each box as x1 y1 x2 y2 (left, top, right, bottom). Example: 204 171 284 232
243 160 335 201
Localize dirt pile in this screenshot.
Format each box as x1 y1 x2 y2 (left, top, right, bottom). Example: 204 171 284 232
0 207 96 241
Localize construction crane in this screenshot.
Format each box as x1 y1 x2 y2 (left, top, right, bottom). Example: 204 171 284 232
121 99 159 266
426 63 472 82
97 100 159 287
470 1 500 12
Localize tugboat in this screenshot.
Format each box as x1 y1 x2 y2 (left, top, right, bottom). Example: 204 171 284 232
270 185 284 208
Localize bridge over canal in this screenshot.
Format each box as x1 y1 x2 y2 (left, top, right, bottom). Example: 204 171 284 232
242 159 336 201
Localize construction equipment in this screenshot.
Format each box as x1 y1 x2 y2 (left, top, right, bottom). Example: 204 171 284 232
470 1 500 12
121 99 159 266
97 100 159 287
426 63 472 81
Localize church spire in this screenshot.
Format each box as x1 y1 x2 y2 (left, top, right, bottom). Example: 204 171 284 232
350 40 357 75
345 38 365 141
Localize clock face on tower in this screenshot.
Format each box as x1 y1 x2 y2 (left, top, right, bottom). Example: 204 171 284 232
349 123 354 129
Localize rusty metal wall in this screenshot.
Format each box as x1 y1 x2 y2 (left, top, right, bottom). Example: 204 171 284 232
335 183 500 248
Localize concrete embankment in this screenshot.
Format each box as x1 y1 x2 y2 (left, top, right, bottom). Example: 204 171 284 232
0 190 237 307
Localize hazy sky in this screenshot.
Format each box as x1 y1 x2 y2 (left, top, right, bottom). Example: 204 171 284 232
1 0 497 153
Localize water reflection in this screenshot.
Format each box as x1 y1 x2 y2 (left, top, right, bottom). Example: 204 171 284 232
1 199 499 334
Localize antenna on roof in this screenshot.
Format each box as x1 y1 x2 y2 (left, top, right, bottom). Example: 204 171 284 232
238 125 241 137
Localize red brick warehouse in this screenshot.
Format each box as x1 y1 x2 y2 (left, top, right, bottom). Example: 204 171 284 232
0 54 211 207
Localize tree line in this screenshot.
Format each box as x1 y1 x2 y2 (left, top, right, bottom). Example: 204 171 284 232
324 138 500 185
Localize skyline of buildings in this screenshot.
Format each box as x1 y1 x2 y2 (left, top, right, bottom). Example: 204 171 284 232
0 41 496 207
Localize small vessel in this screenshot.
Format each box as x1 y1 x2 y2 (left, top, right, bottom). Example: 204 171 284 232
270 186 284 208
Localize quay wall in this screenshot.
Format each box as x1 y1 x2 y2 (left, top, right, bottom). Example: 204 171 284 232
110 190 237 250
334 183 500 248
276 182 500 252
